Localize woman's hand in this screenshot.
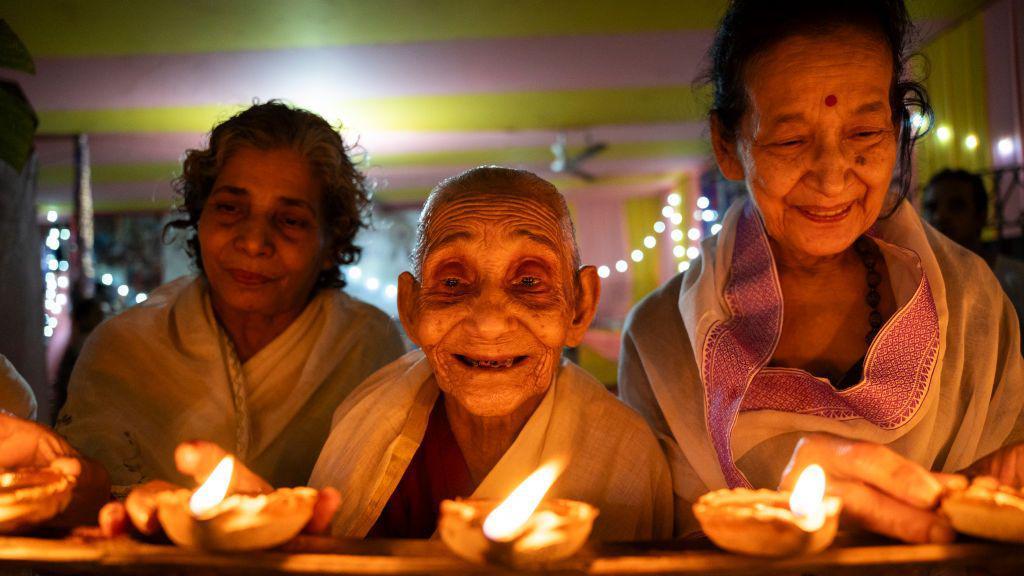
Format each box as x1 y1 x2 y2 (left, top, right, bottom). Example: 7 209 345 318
101 440 339 537
779 433 953 544
964 443 1024 487
0 412 110 527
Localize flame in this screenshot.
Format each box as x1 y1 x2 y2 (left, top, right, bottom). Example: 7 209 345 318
482 460 565 542
789 464 827 531
189 456 234 516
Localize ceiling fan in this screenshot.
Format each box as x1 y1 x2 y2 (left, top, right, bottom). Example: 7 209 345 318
549 132 608 182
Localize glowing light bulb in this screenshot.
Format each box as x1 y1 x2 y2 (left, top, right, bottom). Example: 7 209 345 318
696 196 710 209
348 266 363 281
615 260 628 273
997 137 1015 157
365 277 380 291
653 221 666 234
964 134 979 150
661 206 674 218
46 210 58 223
135 293 148 304
936 125 952 143
117 285 129 297
687 246 700 259
630 249 644 263
384 284 398 299
687 227 701 241
678 261 691 273
101 273 113 286
643 235 656 249
711 223 723 235
670 213 683 225
597 265 610 278
671 229 684 242
667 192 682 207
673 245 685 258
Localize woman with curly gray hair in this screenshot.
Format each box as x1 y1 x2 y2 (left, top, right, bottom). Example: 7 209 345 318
57 101 405 492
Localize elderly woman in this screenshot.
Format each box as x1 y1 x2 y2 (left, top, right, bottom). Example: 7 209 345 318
57 101 405 492
308 166 673 540
620 0 1024 544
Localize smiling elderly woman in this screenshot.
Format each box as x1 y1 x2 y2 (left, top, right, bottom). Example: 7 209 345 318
57 102 405 491
619 0 1024 544
309 166 673 540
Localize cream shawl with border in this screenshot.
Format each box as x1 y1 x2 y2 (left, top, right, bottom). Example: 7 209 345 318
310 350 674 541
58 275 405 490
620 198 1024 533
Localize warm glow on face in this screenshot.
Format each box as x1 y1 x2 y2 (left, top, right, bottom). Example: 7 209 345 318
789 464 827 531
189 456 234 516
482 460 565 542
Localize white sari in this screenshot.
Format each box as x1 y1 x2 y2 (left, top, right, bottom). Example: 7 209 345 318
57 275 405 490
310 350 674 541
619 198 1024 533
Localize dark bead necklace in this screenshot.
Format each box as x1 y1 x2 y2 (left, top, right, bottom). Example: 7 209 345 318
853 236 883 344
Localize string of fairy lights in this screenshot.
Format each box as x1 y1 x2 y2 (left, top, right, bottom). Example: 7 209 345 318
594 191 720 281
41 209 149 339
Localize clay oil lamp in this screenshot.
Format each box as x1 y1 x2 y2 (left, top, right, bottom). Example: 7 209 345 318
694 464 842 557
155 456 317 551
0 468 74 533
941 475 1024 543
439 460 597 568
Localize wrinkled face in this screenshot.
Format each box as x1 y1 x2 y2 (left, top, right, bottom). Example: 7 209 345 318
921 181 985 247
198 146 330 318
715 29 898 258
399 193 593 418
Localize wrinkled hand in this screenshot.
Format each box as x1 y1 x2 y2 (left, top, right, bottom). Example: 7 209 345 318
0 412 110 526
780 433 953 544
101 440 339 537
963 443 1024 488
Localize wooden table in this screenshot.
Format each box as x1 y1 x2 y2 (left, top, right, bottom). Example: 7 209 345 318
2 533 1023 575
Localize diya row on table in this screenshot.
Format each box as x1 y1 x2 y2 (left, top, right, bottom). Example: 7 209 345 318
2 456 1023 565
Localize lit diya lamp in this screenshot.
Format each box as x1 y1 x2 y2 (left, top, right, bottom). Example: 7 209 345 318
694 464 842 557
439 460 598 567
155 456 317 551
0 467 74 533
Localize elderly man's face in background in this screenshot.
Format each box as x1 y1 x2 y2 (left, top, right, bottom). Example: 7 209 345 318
398 191 595 418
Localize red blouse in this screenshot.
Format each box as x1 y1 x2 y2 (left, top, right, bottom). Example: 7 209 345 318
368 398 477 538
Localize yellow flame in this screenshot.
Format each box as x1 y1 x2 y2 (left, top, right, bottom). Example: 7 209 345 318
789 464 827 531
482 460 565 542
189 456 234 516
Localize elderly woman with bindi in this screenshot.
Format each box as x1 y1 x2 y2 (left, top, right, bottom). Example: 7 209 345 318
305 166 673 540
620 0 1024 544
55 101 405 495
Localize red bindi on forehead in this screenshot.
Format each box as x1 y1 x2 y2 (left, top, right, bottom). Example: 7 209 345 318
824 94 838 107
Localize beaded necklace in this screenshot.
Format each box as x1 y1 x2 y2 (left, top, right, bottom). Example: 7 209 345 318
853 236 883 343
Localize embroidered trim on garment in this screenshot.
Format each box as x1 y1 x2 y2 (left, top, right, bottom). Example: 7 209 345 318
701 203 940 488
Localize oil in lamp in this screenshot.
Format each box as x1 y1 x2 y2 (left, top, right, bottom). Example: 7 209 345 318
439 460 597 567
155 456 317 551
693 464 842 557
0 468 74 533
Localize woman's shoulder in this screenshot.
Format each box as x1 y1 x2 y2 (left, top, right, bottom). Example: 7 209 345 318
88 275 198 341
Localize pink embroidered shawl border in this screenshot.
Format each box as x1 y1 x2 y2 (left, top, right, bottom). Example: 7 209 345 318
700 203 940 488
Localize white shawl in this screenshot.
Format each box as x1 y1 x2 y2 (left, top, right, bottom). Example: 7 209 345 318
57 275 405 490
310 350 673 541
620 198 1024 533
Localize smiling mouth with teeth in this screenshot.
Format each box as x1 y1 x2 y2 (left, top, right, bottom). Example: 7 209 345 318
454 354 528 369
